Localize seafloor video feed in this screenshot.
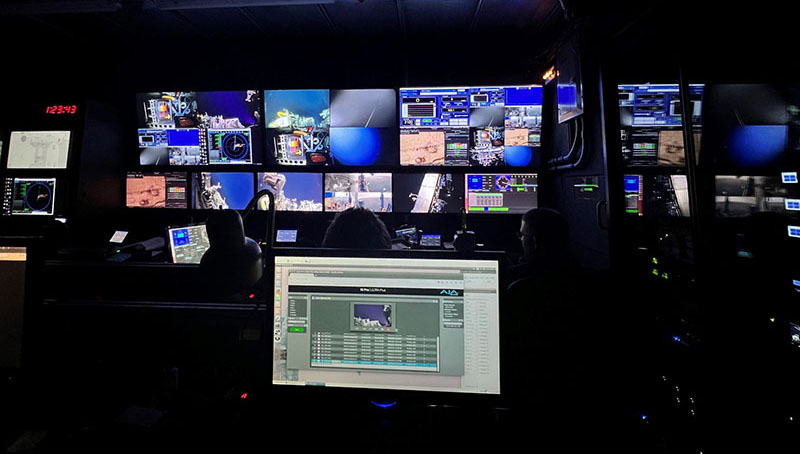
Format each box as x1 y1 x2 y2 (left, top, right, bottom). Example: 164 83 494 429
192 172 254 210
324 173 392 212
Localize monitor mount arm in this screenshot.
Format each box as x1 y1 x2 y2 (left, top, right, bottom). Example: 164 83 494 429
241 189 276 250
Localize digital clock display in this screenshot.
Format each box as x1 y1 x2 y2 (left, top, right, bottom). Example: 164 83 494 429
45 105 77 115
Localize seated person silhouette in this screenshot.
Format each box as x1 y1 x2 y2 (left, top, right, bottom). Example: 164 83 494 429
199 209 263 297
322 207 392 250
506 207 575 289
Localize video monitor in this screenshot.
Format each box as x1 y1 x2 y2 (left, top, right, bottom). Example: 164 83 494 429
624 174 691 217
399 86 541 167
257 172 323 212
167 224 210 264
191 172 254 210
2 178 56 215
7 131 70 169
393 173 464 213
137 91 263 165
329 89 397 166
715 175 786 218
324 173 392 212
618 84 703 166
464 174 538 213
276 229 298 243
126 172 188 209
272 255 501 394
265 90 331 166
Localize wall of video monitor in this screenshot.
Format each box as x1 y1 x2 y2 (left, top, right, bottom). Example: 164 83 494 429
127 86 543 215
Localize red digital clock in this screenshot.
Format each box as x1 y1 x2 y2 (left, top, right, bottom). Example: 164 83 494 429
45 105 77 115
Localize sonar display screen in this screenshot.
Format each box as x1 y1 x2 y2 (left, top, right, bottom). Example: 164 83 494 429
399 86 541 167
3 178 57 215
137 91 263 165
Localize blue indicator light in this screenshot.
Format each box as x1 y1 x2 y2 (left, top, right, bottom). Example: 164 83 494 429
673 336 681 342
371 401 397 409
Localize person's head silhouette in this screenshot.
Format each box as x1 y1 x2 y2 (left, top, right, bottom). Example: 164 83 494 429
518 208 570 262
322 207 392 250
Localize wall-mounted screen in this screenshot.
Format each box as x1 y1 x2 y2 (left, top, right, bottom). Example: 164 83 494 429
2 178 56 215
7 131 70 169
137 91 263 165
393 173 464 213
464 174 538 213
624 174 691 217
715 175 786 218
257 172 323 212
126 172 188 209
265 89 397 166
324 173 392 212
618 84 703 166
399 86 541 167
192 172 254 210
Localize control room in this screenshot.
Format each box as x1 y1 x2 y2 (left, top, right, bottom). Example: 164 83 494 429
1 1 797 452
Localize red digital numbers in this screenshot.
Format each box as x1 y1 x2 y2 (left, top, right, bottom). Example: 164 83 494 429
45 105 77 115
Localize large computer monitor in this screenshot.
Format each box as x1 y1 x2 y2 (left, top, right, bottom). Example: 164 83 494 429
167 224 210 264
7 131 71 169
324 173 392 212
272 254 501 395
618 84 703 166
464 173 538 213
257 172 323 212
399 86 541 167
126 172 188 209
2 178 56 216
137 90 263 165
265 89 397 166
393 173 464 213
191 172 254 210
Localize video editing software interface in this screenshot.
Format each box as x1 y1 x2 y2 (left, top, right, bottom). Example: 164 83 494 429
465 174 538 213
7 131 71 169
137 91 263 166
273 256 501 394
265 89 397 166
168 224 210 264
399 86 541 167
618 84 704 166
126 172 188 209
2 178 57 216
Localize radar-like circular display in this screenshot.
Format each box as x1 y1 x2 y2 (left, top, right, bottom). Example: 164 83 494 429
222 132 250 160
25 182 54 212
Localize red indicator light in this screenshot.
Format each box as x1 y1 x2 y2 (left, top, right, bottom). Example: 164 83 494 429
249 293 255 299
240 393 248 399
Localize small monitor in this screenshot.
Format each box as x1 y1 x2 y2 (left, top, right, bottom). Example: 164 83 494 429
7 131 71 169
137 91 263 166
420 234 441 248
126 172 188 209
324 173 392 212
272 254 501 395
276 229 298 243
3 178 56 215
464 174 538 214
167 224 210 264
257 172 323 211
393 174 464 214
192 172 254 210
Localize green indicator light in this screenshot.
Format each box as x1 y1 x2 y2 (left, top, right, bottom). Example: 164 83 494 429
289 327 305 333
488 207 509 211
626 209 639 214
115 250 121 253
584 188 594 192
652 257 658 265
662 273 669 280
652 269 659 276
468 207 485 211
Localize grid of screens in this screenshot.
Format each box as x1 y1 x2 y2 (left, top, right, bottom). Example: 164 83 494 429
465 174 538 214
2 177 57 216
624 174 690 217
137 91 263 166
7 131 71 169
272 255 501 394
124 171 539 214
264 89 397 166
168 224 210 264
618 84 703 166
399 86 541 167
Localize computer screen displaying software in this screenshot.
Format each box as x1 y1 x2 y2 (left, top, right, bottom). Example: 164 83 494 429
272 256 501 395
